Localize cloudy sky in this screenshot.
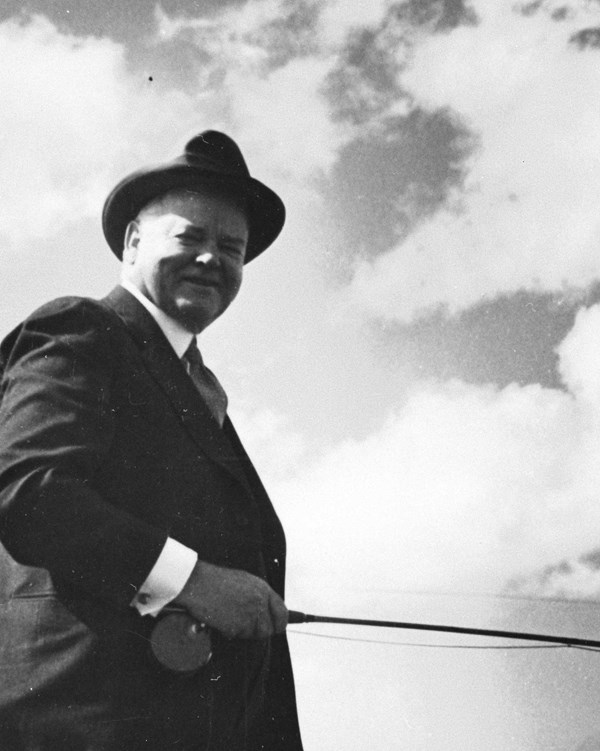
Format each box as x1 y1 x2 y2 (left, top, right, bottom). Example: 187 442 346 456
4 0 600 748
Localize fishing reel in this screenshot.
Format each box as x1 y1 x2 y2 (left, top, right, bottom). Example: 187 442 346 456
148 608 307 674
150 609 213 673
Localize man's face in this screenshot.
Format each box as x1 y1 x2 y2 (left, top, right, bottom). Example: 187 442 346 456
122 188 249 333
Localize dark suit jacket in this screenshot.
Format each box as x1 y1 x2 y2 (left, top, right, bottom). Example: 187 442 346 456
0 286 303 751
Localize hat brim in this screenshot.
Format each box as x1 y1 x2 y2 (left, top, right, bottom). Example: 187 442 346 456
102 164 285 264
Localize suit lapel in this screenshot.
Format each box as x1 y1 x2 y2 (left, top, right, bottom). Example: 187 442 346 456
101 286 255 497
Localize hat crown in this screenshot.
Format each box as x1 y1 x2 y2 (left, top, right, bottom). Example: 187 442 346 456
183 130 250 177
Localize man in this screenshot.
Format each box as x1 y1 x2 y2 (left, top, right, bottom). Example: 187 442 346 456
0 131 304 750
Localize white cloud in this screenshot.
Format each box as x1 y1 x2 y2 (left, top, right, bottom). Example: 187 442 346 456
512 557 600 599
154 2 272 66
557 304 600 405
155 0 392 60
153 1 353 186
0 8 344 253
0 15 200 250
235 303 600 610
228 407 308 480
227 57 349 184
319 0 393 46
349 0 600 321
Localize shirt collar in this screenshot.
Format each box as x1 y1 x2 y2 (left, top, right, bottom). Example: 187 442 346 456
120 280 194 359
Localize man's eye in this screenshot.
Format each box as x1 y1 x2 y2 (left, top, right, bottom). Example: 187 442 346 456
176 234 198 246
220 243 244 256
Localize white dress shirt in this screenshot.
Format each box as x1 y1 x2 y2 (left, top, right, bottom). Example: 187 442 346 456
121 280 199 617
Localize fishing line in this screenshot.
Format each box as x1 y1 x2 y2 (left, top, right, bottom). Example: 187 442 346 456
288 629 570 650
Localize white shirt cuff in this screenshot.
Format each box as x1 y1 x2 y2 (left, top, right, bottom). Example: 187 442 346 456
130 537 198 617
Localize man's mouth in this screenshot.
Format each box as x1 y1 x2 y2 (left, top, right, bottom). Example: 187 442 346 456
181 275 219 288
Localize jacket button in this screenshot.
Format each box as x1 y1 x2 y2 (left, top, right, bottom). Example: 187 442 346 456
235 513 250 528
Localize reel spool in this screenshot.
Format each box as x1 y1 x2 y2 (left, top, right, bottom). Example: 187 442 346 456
150 611 213 673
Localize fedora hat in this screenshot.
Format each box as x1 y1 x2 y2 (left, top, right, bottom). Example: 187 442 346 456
102 130 285 264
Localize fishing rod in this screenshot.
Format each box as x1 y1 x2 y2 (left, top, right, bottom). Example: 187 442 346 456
149 607 600 673
288 610 600 649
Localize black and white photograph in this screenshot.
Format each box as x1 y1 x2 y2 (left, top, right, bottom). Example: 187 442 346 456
1 1 600 749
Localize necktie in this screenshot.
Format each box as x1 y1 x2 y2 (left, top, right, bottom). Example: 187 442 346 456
182 341 228 427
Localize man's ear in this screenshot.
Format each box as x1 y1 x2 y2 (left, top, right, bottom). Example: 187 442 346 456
123 220 141 263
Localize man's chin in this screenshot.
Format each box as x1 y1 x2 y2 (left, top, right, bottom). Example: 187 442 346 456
172 301 221 333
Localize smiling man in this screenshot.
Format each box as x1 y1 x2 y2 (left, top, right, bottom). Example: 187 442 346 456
123 186 249 333
0 132 303 750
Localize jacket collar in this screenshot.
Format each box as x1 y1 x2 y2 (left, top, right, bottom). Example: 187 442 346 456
101 286 254 497
119 280 193 359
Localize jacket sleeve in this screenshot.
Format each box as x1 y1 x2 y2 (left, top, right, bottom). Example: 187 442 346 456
0 297 168 608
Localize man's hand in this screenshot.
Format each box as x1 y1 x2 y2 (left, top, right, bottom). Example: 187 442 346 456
174 560 288 639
